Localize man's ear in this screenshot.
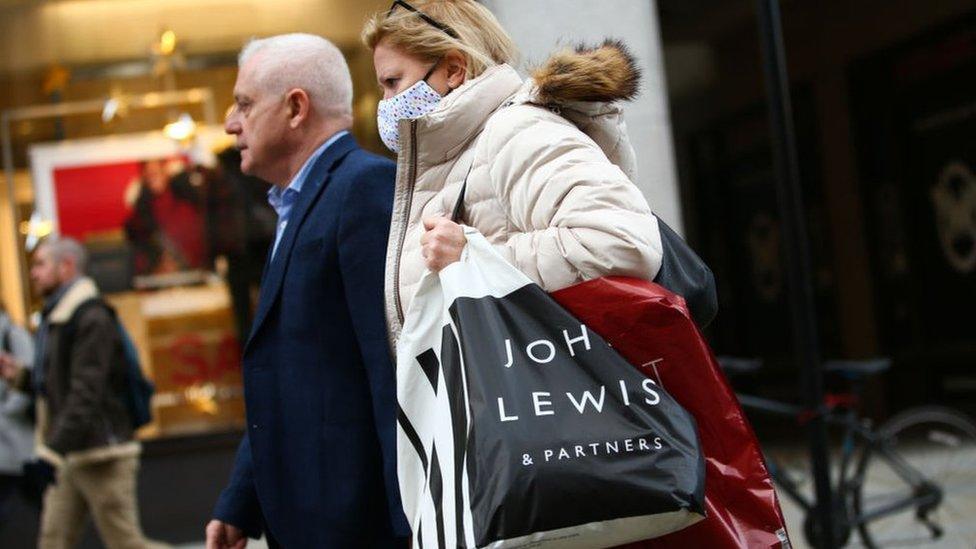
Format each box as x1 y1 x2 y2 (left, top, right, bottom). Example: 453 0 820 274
444 50 468 90
285 88 311 129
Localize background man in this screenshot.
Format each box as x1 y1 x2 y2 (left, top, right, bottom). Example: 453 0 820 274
206 34 408 548
0 237 165 549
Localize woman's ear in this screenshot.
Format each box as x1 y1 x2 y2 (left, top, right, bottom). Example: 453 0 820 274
444 50 468 90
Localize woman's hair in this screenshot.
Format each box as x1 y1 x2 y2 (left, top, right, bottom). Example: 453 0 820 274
362 0 518 79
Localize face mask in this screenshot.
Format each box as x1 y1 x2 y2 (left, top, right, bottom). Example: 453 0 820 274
377 62 443 153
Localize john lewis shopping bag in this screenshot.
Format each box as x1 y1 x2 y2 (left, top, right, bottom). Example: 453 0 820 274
396 226 705 549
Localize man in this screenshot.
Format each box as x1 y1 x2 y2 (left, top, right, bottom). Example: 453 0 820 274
206 34 408 548
0 238 164 549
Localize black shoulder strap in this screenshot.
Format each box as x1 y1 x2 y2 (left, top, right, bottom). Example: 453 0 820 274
450 164 474 223
451 115 499 225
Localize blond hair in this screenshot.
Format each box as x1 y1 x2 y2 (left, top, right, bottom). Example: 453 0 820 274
362 0 518 79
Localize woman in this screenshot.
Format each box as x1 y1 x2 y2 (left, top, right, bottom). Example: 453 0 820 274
363 0 664 345
0 302 35 526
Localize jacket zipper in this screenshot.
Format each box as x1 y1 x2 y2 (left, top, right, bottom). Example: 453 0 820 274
393 120 419 328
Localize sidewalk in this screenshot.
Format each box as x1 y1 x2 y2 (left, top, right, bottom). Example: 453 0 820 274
174 443 976 549
770 442 976 548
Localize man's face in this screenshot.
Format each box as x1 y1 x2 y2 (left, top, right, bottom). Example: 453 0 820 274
30 246 65 298
143 159 169 195
225 56 291 185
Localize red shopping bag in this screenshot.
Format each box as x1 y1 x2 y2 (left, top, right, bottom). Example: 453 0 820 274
552 277 790 548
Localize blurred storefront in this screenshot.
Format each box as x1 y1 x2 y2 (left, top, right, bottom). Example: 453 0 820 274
0 1 392 545
1 0 974 546
658 0 976 416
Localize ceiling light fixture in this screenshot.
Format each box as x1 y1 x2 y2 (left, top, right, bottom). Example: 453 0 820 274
163 112 196 141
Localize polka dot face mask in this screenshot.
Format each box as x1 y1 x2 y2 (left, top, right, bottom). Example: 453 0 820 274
377 64 443 154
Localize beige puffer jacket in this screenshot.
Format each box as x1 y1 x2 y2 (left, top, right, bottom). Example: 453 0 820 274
384 42 663 345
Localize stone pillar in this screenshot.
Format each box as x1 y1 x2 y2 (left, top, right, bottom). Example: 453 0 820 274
481 0 684 232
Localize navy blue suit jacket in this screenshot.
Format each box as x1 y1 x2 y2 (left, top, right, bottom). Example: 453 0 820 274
214 134 409 547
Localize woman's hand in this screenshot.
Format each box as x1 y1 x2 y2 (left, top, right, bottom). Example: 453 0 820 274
421 217 466 272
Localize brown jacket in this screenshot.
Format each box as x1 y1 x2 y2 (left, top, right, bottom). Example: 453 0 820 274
30 277 139 466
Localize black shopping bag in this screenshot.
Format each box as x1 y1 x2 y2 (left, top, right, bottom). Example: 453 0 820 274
396 226 705 548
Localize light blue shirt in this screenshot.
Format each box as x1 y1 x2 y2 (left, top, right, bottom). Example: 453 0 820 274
267 130 349 259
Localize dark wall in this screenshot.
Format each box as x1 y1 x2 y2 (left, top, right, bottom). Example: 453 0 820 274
662 0 976 415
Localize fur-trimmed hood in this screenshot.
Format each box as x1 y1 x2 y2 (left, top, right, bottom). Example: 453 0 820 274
530 39 641 105
504 39 643 181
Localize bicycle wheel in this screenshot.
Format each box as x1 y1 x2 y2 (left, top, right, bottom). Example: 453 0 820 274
854 405 976 548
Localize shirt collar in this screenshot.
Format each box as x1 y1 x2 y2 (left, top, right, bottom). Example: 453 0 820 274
268 130 349 208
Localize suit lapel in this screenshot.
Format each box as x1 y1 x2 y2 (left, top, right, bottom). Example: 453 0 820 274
246 134 357 351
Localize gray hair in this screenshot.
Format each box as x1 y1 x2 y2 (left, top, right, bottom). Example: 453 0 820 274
239 33 353 119
41 236 88 274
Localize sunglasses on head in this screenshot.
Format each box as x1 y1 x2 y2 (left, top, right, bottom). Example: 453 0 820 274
387 0 460 39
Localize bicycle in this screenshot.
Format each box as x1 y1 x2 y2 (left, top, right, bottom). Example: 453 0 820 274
719 356 976 548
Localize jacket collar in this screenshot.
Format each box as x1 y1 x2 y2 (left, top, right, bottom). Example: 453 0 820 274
48 277 99 325
407 64 523 168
